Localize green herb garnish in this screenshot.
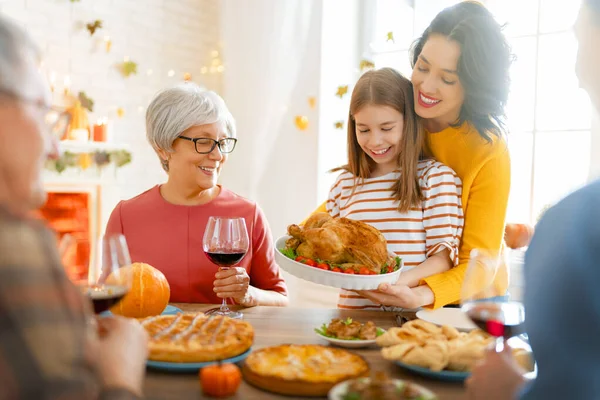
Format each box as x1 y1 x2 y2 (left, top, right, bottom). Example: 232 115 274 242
280 247 297 260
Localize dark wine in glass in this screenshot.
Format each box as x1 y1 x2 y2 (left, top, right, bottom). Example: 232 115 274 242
205 251 246 267
203 217 249 319
84 285 129 314
463 301 525 339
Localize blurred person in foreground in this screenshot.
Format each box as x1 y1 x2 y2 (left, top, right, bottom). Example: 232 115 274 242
0 15 148 399
466 0 600 398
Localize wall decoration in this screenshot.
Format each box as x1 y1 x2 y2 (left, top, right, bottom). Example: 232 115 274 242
116 107 125 118
45 150 132 174
335 85 348 98
118 60 138 77
104 35 112 53
308 96 317 109
359 59 375 72
334 121 344 129
78 91 94 112
183 72 192 82
386 31 395 43
294 115 309 131
86 20 103 36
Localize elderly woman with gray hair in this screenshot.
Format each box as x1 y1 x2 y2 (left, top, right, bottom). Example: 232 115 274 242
106 83 288 307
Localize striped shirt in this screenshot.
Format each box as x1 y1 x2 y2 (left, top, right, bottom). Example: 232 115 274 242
327 159 464 310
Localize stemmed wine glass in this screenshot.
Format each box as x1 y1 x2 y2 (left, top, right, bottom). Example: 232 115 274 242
203 217 249 319
80 234 133 314
461 248 525 352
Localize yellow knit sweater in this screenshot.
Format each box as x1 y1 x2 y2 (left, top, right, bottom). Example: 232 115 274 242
310 123 511 308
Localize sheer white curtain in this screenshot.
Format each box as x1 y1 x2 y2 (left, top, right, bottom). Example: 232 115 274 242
219 0 321 230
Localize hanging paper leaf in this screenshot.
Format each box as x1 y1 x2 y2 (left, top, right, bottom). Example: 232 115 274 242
70 0 80 2
119 60 138 77
183 72 192 82
86 20 103 36
109 150 133 167
78 153 92 170
335 85 348 98
116 107 125 118
386 32 395 43
294 115 309 131
78 91 94 112
359 59 375 72
94 151 111 167
308 96 317 109
334 121 344 129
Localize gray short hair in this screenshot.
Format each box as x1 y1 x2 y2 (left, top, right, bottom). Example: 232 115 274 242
146 83 236 170
0 15 40 96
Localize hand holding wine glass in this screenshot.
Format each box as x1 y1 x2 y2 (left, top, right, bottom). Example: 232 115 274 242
461 249 525 352
203 217 249 319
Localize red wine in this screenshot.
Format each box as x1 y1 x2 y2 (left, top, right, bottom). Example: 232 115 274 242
464 301 525 339
82 285 129 314
205 250 246 267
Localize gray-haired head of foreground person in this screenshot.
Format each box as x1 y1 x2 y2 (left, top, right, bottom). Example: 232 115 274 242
0 15 57 213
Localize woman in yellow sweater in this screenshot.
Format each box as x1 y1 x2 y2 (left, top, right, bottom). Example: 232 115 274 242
312 2 512 309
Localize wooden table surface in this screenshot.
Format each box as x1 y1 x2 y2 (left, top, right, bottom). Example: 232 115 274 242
144 304 467 399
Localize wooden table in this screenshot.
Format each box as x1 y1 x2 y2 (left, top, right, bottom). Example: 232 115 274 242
144 304 467 399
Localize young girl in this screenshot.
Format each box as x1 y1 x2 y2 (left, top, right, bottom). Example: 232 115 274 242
327 68 464 310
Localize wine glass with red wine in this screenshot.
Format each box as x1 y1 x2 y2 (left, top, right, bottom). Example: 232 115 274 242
461 248 525 352
82 234 133 314
203 217 249 319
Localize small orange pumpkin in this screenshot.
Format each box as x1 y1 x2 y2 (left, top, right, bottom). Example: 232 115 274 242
200 363 242 398
504 223 534 249
110 262 170 318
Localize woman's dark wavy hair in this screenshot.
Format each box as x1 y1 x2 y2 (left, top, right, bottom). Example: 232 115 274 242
410 1 514 141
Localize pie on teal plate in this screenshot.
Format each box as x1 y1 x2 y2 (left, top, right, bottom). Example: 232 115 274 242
146 349 252 373
100 304 183 317
393 361 469 382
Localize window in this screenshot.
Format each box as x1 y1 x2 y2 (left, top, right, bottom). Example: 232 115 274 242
361 0 591 224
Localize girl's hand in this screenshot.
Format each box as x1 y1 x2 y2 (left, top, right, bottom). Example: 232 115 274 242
355 283 433 309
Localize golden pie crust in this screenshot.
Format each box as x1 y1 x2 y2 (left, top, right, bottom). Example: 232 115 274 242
242 344 370 397
140 313 254 363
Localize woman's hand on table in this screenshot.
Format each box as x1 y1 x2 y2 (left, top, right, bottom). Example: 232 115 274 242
355 283 434 309
465 343 527 399
214 267 256 306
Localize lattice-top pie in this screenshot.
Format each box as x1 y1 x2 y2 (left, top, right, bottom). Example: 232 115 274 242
242 344 370 396
140 313 254 363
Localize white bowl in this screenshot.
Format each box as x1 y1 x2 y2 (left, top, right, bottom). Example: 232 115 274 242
328 377 437 400
275 236 403 290
314 331 383 349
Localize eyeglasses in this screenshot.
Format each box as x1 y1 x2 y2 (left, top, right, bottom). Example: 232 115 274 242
0 89 70 140
178 135 237 154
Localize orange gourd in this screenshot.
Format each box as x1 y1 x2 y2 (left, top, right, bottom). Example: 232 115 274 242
200 363 242 398
504 223 535 249
110 262 170 318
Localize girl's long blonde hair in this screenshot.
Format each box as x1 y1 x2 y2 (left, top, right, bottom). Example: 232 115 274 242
333 67 426 213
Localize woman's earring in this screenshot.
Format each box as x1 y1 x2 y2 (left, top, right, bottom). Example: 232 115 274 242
161 157 170 171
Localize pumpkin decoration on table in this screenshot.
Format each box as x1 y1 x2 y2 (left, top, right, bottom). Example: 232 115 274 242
109 262 170 318
66 100 90 140
504 223 535 249
200 363 242 398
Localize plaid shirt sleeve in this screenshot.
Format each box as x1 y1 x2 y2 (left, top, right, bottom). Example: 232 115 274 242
0 208 140 400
